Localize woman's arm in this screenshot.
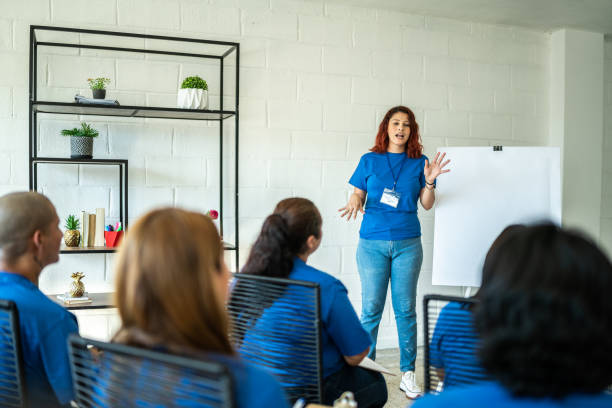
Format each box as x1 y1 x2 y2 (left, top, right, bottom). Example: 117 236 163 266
420 184 435 210
339 187 366 220
344 346 370 366
420 152 451 211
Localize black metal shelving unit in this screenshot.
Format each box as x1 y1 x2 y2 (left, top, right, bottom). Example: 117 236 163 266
28 26 240 267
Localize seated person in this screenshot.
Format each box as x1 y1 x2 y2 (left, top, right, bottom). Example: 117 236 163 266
231 197 388 408
0 191 78 407
110 207 288 408
429 226 525 389
415 224 612 407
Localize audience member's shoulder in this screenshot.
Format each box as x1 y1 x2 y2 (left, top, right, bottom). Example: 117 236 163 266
292 260 343 290
413 382 507 408
22 292 77 338
414 383 612 408
212 354 289 408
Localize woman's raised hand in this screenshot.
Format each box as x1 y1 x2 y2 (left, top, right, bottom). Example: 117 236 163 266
339 192 365 221
424 152 451 183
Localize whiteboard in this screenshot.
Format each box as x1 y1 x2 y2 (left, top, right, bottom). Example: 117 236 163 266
431 147 561 287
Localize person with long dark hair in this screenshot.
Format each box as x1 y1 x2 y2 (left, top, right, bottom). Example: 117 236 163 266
414 224 612 407
111 208 288 408
237 198 388 408
339 105 450 399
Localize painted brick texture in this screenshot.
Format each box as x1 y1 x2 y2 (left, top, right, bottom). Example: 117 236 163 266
0 0 555 347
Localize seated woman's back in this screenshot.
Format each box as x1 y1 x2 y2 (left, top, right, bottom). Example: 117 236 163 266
111 208 289 408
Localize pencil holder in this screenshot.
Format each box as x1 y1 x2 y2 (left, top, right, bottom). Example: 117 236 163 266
104 231 123 247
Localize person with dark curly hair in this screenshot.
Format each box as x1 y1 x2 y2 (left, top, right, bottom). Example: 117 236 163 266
414 224 612 407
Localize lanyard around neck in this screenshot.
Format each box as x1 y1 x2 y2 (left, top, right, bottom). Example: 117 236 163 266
386 153 406 191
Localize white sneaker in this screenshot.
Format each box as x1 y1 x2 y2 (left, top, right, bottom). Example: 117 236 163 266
399 371 422 399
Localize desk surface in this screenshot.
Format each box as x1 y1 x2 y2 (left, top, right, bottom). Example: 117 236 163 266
48 292 115 310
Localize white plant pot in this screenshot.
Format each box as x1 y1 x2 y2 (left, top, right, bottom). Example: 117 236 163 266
177 88 208 110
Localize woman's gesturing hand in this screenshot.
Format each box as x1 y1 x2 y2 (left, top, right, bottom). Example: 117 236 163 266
424 152 451 183
339 191 365 221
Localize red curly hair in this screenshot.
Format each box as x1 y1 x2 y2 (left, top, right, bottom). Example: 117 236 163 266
370 106 423 158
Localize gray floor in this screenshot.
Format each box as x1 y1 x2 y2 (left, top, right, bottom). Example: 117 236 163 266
376 348 422 408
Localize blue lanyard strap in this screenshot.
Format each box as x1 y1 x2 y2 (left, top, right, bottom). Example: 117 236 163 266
386 153 406 191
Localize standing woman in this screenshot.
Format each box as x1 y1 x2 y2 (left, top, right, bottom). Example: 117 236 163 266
339 105 450 399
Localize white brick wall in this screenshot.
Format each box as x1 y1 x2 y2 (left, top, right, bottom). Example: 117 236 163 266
0 0 561 348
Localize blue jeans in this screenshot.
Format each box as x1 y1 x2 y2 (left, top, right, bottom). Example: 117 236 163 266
356 237 423 372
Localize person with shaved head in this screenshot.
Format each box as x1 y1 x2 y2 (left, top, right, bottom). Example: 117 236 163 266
0 191 78 407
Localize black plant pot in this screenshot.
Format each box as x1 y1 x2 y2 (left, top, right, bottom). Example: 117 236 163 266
92 89 106 99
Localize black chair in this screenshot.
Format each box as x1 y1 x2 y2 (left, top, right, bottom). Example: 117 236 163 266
227 273 323 404
423 294 490 394
0 299 26 408
68 335 234 408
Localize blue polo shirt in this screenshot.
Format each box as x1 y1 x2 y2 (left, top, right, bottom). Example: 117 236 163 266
413 381 612 408
239 258 371 381
349 152 428 240
429 302 489 388
0 272 78 407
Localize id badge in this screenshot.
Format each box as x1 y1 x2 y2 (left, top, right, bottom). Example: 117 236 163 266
380 188 400 208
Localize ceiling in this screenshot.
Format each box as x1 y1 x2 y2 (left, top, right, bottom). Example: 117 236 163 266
318 0 612 35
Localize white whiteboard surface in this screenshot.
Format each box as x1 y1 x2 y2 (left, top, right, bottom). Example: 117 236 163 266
432 147 561 287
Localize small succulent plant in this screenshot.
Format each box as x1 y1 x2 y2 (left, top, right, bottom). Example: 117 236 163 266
181 76 208 90
61 122 99 138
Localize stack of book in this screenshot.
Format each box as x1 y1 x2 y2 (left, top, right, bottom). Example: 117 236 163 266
56 294 92 305
79 208 106 247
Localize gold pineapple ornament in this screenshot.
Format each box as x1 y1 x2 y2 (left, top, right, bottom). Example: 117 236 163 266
69 272 86 298
63 214 81 247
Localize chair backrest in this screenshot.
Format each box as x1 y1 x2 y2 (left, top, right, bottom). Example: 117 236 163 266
423 294 490 394
0 299 26 408
68 335 235 408
227 273 323 404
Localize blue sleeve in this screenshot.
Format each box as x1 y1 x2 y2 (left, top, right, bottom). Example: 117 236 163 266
349 155 368 191
40 312 79 405
325 281 371 357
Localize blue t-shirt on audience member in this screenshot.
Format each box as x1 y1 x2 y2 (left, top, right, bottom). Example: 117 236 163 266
349 152 429 240
429 302 489 388
91 350 289 408
0 272 79 407
240 258 371 380
412 381 612 408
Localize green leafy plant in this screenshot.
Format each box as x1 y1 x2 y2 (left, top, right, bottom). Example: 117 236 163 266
65 214 80 231
87 77 110 90
180 76 208 90
61 122 99 138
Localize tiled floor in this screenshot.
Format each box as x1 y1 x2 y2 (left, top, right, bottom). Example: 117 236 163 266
376 348 423 408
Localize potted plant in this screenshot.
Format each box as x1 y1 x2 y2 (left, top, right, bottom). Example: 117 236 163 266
64 214 80 247
177 75 208 109
87 77 110 99
61 122 99 159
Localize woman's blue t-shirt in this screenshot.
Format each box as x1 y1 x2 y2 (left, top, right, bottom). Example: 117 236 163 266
349 152 428 240
413 381 612 408
91 350 289 408
239 258 371 381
